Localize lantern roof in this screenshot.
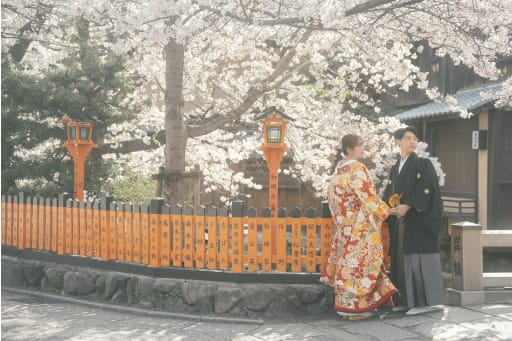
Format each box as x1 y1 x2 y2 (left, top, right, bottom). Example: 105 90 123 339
62 111 101 123
255 106 296 121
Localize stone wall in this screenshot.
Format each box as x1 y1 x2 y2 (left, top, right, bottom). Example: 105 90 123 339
1 256 334 320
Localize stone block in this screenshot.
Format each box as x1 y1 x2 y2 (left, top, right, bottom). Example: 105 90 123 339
63 272 95 295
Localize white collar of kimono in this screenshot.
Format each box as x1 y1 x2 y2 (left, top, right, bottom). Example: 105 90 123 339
337 159 357 168
399 154 410 173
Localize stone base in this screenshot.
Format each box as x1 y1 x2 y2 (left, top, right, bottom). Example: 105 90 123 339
1 255 334 320
446 287 512 306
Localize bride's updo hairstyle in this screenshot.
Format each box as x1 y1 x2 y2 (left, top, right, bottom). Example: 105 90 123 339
341 134 364 156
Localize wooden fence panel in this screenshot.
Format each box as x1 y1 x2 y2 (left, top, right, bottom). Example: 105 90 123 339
231 201 244 273
12 195 19 248
290 208 302 272
100 197 112 260
206 207 217 269
116 205 125 262
72 201 80 255
18 193 26 249
57 194 68 255
42 198 48 249
24 195 32 249
132 205 141 264
124 204 134 263
305 208 317 272
247 208 258 271
85 201 94 256
218 207 229 270
276 208 287 272
261 208 272 271
172 205 183 267
194 206 206 269
183 205 194 268
160 205 171 266
320 202 333 266
78 202 87 255
1 195 5 244
1 193 334 274
108 202 117 260
51 198 58 252
65 199 73 254
140 204 150 265
31 197 39 249
92 201 100 257
149 199 164 268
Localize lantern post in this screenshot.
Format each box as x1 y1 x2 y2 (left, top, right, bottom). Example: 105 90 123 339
61 114 97 200
257 107 294 255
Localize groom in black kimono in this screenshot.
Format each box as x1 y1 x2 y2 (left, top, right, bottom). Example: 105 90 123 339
383 126 444 315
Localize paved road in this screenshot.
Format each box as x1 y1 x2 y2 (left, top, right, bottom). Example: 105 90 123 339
2 288 512 340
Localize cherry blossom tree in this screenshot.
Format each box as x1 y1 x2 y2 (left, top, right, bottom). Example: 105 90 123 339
3 0 510 205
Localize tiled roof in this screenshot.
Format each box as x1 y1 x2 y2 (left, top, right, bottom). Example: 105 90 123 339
395 82 504 121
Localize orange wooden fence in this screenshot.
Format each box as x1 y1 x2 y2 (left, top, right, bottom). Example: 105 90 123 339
1 193 390 273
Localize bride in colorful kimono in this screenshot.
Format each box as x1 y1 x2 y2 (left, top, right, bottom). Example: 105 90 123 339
320 134 398 319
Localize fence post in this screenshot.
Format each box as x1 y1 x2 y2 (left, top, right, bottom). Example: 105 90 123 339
57 193 70 255
247 207 258 272
183 205 194 268
447 221 484 306
320 201 332 266
100 196 113 260
231 200 245 273
276 207 287 272
194 205 206 269
150 198 164 267
261 207 272 271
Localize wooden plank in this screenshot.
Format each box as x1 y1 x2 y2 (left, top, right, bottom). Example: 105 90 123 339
261 215 272 271
12 195 19 248
183 206 194 268
149 199 163 268
305 208 317 272
247 208 258 272
481 230 512 248
108 203 118 260
79 202 87 256
6 196 13 246
194 206 206 269
206 207 217 270
140 205 150 265
100 197 112 260
51 198 59 252
172 205 183 267
483 273 512 288
230 215 244 273
160 205 171 266
85 201 93 257
117 206 125 262
57 196 66 255
65 199 73 254
92 201 101 257
72 201 80 255
1 195 6 245
18 193 26 249
24 196 32 249
276 208 287 272
218 207 229 270
39 198 47 250
31 197 39 249
290 207 302 272
124 204 133 263
132 205 141 264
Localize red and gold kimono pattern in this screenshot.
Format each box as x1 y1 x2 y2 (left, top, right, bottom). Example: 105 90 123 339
320 160 397 313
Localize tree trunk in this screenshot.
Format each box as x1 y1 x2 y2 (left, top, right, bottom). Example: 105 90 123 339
161 38 187 207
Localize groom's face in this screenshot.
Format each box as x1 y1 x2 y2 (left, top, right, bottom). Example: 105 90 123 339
397 131 418 154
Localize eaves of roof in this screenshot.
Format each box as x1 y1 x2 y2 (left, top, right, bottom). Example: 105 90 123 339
395 82 504 121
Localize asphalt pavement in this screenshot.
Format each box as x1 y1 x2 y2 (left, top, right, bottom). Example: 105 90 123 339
2 287 512 341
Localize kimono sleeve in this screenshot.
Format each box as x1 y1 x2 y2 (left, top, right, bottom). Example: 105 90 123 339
404 158 438 214
353 165 390 221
